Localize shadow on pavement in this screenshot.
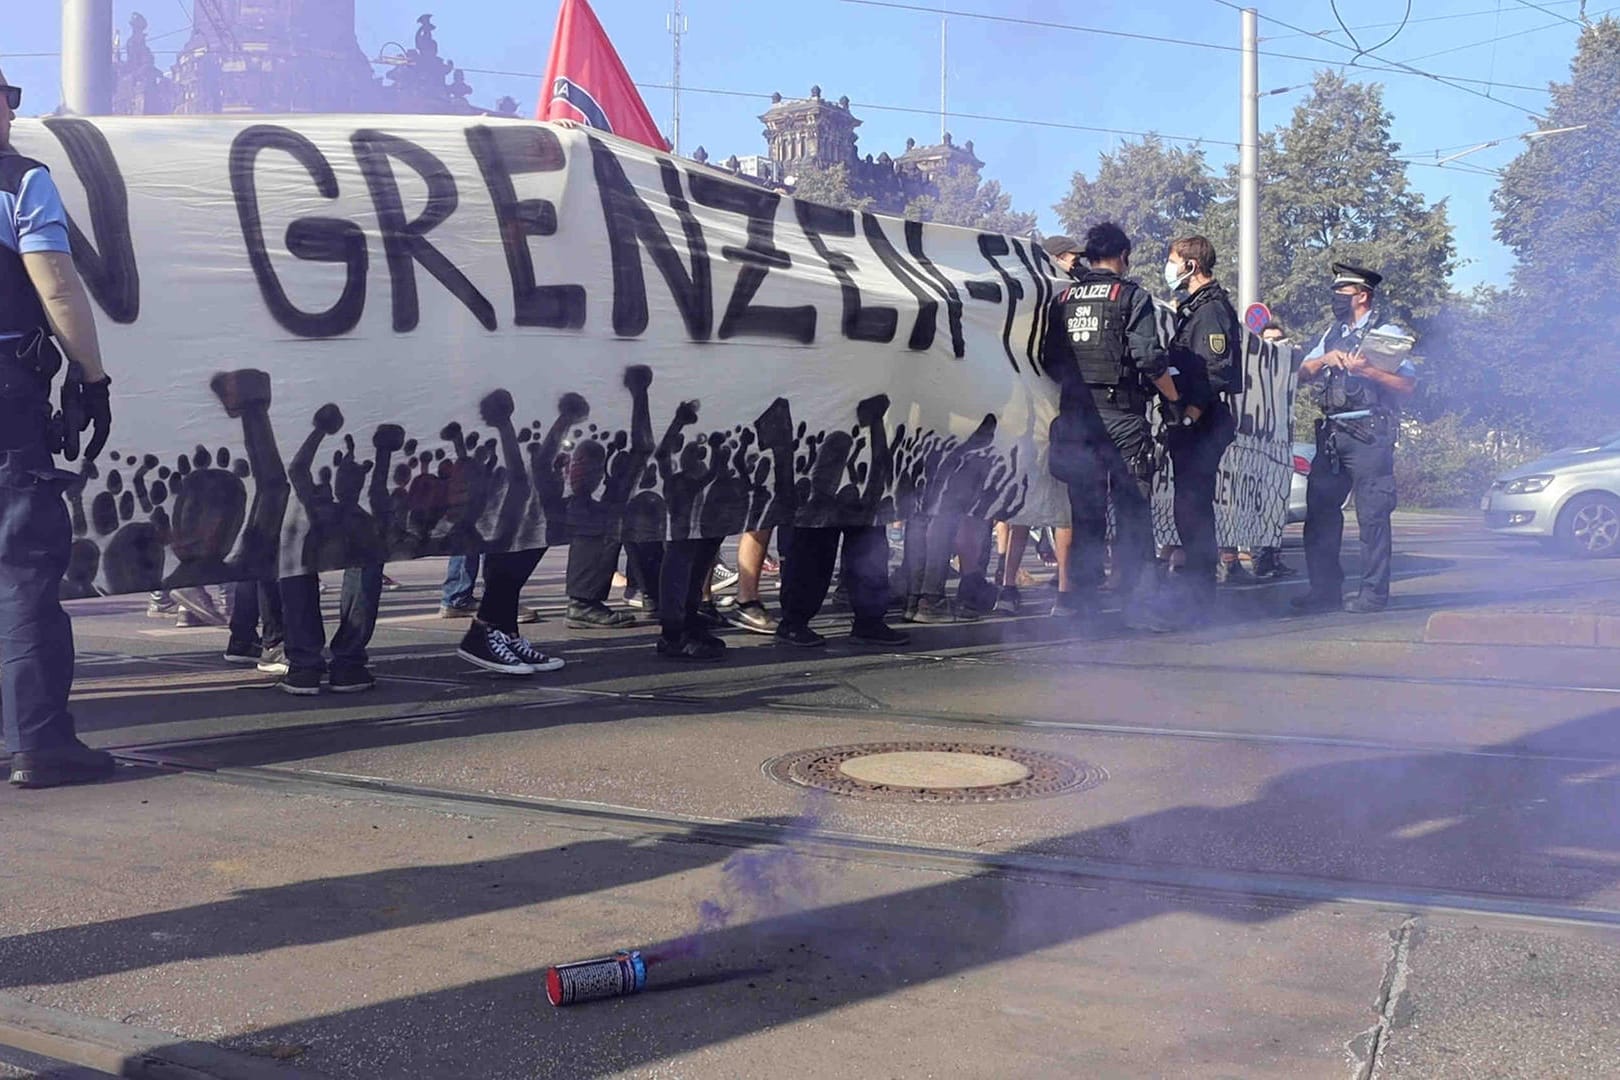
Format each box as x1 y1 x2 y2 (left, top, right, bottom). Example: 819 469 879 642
3 711 1610 1078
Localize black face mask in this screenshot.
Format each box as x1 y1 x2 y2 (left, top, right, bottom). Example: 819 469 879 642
1330 294 1357 323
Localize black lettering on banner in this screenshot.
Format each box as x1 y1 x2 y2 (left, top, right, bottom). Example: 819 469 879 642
40 118 140 324
351 129 498 333
860 213 937 352
465 125 586 330
794 199 896 344
904 220 966 357
687 172 815 343
965 279 1002 302
1008 237 1048 376
588 136 713 340
976 234 1023 372
230 125 368 339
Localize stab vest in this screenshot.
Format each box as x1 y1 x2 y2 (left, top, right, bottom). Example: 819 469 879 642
1317 306 1397 414
1056 270 1137 388
0 154 51 338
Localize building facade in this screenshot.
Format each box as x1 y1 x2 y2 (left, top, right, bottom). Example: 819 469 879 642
111 4 513 118
696 86 982 214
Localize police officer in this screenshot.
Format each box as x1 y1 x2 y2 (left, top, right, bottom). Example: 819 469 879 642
0 71 116 787
1043 222 1181 632
1292 263 1416 614
1161 235 1239 622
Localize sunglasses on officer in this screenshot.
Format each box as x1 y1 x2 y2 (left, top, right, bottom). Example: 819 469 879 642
0 85 19 111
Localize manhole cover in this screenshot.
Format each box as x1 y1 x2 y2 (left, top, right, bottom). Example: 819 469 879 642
763 741 1105 804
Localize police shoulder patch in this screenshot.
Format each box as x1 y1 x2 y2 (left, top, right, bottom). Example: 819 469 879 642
1208 333 1227 354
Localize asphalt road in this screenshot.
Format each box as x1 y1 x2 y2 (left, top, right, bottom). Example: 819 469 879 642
4 513 1620 1079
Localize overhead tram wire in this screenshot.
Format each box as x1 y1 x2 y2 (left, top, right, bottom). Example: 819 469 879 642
1330 0 1413 63
837 0 1550 94
1264 0 1586 39
1508 0 1591 26
453 69 1236 148
1392 4 1617 64
1209 0 1550 119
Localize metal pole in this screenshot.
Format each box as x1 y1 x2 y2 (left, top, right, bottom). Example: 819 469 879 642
667 0 686 154
61 0 115 115
1238 7 1260 316
940 16 947 143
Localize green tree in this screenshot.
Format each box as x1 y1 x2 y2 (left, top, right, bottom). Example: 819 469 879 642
788 163 874 212
905 166 1038 235
1053 136 1215 265
1478 17 1620 444
1205 71 1457 342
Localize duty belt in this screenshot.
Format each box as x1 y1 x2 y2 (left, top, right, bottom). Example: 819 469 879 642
1086 382 1146 412
0 328 60 398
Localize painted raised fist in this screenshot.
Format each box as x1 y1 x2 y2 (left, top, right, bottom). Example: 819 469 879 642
856 394 890 428
372 423 406 454
313 403 344 435
623 365 653 393
479 389 516 426
557 392 590 424
210 369 272 418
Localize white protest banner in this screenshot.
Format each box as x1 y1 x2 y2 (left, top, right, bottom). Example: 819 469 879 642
11 114 1289 597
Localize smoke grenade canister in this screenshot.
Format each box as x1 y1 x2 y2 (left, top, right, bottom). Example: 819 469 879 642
545 950 647 1006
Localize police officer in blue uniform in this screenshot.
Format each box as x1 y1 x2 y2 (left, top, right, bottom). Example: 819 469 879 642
1292 263 1416 614
1161 235 1239 622
0 72 116 787
1043 222 1183 632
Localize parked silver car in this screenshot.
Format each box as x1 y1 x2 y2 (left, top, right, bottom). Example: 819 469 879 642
1286 442 1315 524
1483 431 1620 557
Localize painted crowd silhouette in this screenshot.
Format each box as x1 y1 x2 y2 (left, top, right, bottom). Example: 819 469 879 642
62 365 1031 598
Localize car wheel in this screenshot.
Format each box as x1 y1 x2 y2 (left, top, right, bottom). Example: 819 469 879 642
1556 493 1620 558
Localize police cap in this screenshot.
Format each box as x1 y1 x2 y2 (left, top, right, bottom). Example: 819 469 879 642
1331 262 1383 291
1041 235 1081 259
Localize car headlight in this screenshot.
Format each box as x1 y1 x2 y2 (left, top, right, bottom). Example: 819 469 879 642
1501 475 1554 494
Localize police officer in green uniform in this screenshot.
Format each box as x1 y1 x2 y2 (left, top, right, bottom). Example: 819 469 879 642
1161 235 1239 622
1292 263 1417 614
1043 222 1182 632
0 71 117 787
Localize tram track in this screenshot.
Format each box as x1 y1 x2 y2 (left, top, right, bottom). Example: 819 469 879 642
112 755 1620 935
75 650 1620 773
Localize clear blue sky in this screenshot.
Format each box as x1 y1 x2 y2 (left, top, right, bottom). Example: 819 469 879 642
3 1 1607 289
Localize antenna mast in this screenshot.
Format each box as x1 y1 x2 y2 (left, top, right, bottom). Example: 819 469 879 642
667 0 688 154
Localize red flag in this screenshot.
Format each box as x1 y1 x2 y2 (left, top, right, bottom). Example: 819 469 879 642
538 0 669 151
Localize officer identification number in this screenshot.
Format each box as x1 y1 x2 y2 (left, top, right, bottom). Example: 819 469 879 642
1067 311 1100 335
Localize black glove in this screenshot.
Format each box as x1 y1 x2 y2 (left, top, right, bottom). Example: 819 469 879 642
79 374 112 462
1158 398 1192 432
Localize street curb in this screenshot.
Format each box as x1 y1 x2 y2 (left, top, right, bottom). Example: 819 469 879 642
1423 611 1620 649
0 993 328 1080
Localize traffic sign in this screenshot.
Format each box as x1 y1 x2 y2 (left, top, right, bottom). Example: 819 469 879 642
1244 302 1272 333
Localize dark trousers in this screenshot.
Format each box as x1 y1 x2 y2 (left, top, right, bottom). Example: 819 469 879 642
623 540 663 604
0 397 76 754
781 525 890 631
1064 409 1156 604
1166 404 1237 603
566 532 620 605
659 537 723 640
281 565 383 677
228 579 284 650
479 548 545 634
1305 422 1397 601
